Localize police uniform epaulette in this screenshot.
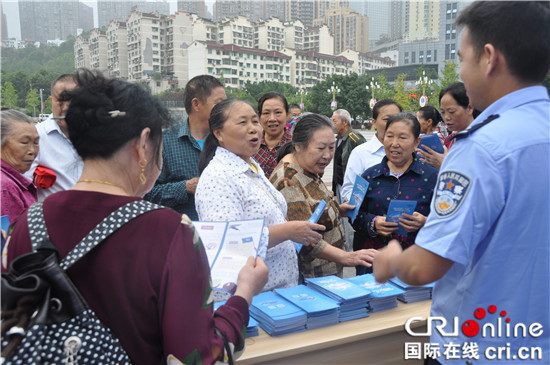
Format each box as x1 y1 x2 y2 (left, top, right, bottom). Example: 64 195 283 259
348 131 360 143
452 114 500 141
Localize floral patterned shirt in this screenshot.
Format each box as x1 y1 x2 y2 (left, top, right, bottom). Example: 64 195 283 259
195 147 299 299
270 161 345 279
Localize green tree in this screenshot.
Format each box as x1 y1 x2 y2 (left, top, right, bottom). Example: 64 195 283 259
25 88 40 117
1 81 19 109
439 61 460 87
393 74 411 110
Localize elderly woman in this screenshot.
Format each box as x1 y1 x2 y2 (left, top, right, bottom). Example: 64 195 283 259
270 113 377 279
1 109 39 222
352 113 439 274
417 82 475 169
3 69 268 365
252 92 293 178
196 98 324 299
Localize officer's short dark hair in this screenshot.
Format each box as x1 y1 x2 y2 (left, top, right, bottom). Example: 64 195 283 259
456 1 550 83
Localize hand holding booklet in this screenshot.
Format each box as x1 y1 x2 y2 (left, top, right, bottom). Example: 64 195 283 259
346 175 369 223
386 200 417 235
418 133 444 154
193 219 264 296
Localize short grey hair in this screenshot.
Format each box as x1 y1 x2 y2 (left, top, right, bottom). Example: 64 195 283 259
334 109 351 125
1 109 35 147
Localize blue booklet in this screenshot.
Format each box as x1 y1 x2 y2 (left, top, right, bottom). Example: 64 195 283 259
345 274 405 312
250 291 308 336
1 215 10 252
294 200 327 252
386 200 417 235
275 285 340 329
418 133 444 154
346 175 369 223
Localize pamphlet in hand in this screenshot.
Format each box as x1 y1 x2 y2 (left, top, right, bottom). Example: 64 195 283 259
418 133 444 154
346 175 369 223
1 215 10 252
386 200 417 235
294 199 327 252
193 219 264 296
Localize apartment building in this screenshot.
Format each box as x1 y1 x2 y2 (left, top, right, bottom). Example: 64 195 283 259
106 20 128 79
165 10 196 85
255 17 285 51
284 20 305 51
176 0 207 18
74 35 90 69
187 41 291 88
316 7 369 54
282 48 352 88
339 49 395 74
98 0 170 28
89 29 108 73
126 9 167 81
304 25 334 55
218 16 255 48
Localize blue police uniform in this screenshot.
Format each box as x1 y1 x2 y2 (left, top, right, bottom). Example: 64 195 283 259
416 86 549 364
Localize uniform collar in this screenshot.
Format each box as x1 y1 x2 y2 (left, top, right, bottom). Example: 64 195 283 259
371 153 425 178
458 86 549 139
364 133 384 153
42 116 64 136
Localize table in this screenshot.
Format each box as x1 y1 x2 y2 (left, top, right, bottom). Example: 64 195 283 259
238 300 431 364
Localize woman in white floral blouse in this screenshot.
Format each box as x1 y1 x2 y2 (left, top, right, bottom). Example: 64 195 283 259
195 99 325 300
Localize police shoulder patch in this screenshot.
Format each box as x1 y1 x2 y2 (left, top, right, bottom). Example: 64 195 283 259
433 170 472 217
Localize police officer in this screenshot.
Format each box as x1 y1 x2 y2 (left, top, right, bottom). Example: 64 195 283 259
373 2 550 364
331 108 366 197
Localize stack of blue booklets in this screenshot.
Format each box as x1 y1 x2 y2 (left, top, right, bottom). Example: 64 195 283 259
345 274 405 312
389 277 434 303
249 291 307 336
274 285 340 329
305 276 370 322
214 301 260 337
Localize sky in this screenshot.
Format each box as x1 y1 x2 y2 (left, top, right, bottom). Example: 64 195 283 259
2 0 216 40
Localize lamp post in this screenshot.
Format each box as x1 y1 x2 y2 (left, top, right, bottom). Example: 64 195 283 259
297 88 307 111
416 70 433 107
366 77 380 109
327 81 341 111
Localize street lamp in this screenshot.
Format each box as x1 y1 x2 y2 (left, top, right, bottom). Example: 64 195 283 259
327 81 341 111
416 70 433 107
297 88 307 111
366 77 380 109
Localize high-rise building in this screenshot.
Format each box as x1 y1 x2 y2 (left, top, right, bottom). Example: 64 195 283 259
350 1 390 46
389 0 406 41
254 17 285 51
1 3 8 41
97 0 170 28
176 0 207 18
407 0 439 41
213 0 284 22
89 28 108 73
19 1 94 43
316 7 369 54
106 20 128 79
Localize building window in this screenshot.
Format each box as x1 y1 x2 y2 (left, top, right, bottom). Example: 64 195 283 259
434 49 437 62
419 50 424 62
427 49 432 62
411 51 416 63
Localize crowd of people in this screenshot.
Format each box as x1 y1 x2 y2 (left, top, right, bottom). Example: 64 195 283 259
1 2 548 364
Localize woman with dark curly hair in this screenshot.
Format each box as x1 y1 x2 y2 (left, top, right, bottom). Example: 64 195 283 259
3 69 268 365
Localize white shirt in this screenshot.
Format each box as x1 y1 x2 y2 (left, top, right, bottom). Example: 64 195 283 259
25 116 83 201
195 147 299 298
340 134 385 202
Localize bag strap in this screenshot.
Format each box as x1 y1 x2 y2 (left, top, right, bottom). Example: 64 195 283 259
27 200 164 271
